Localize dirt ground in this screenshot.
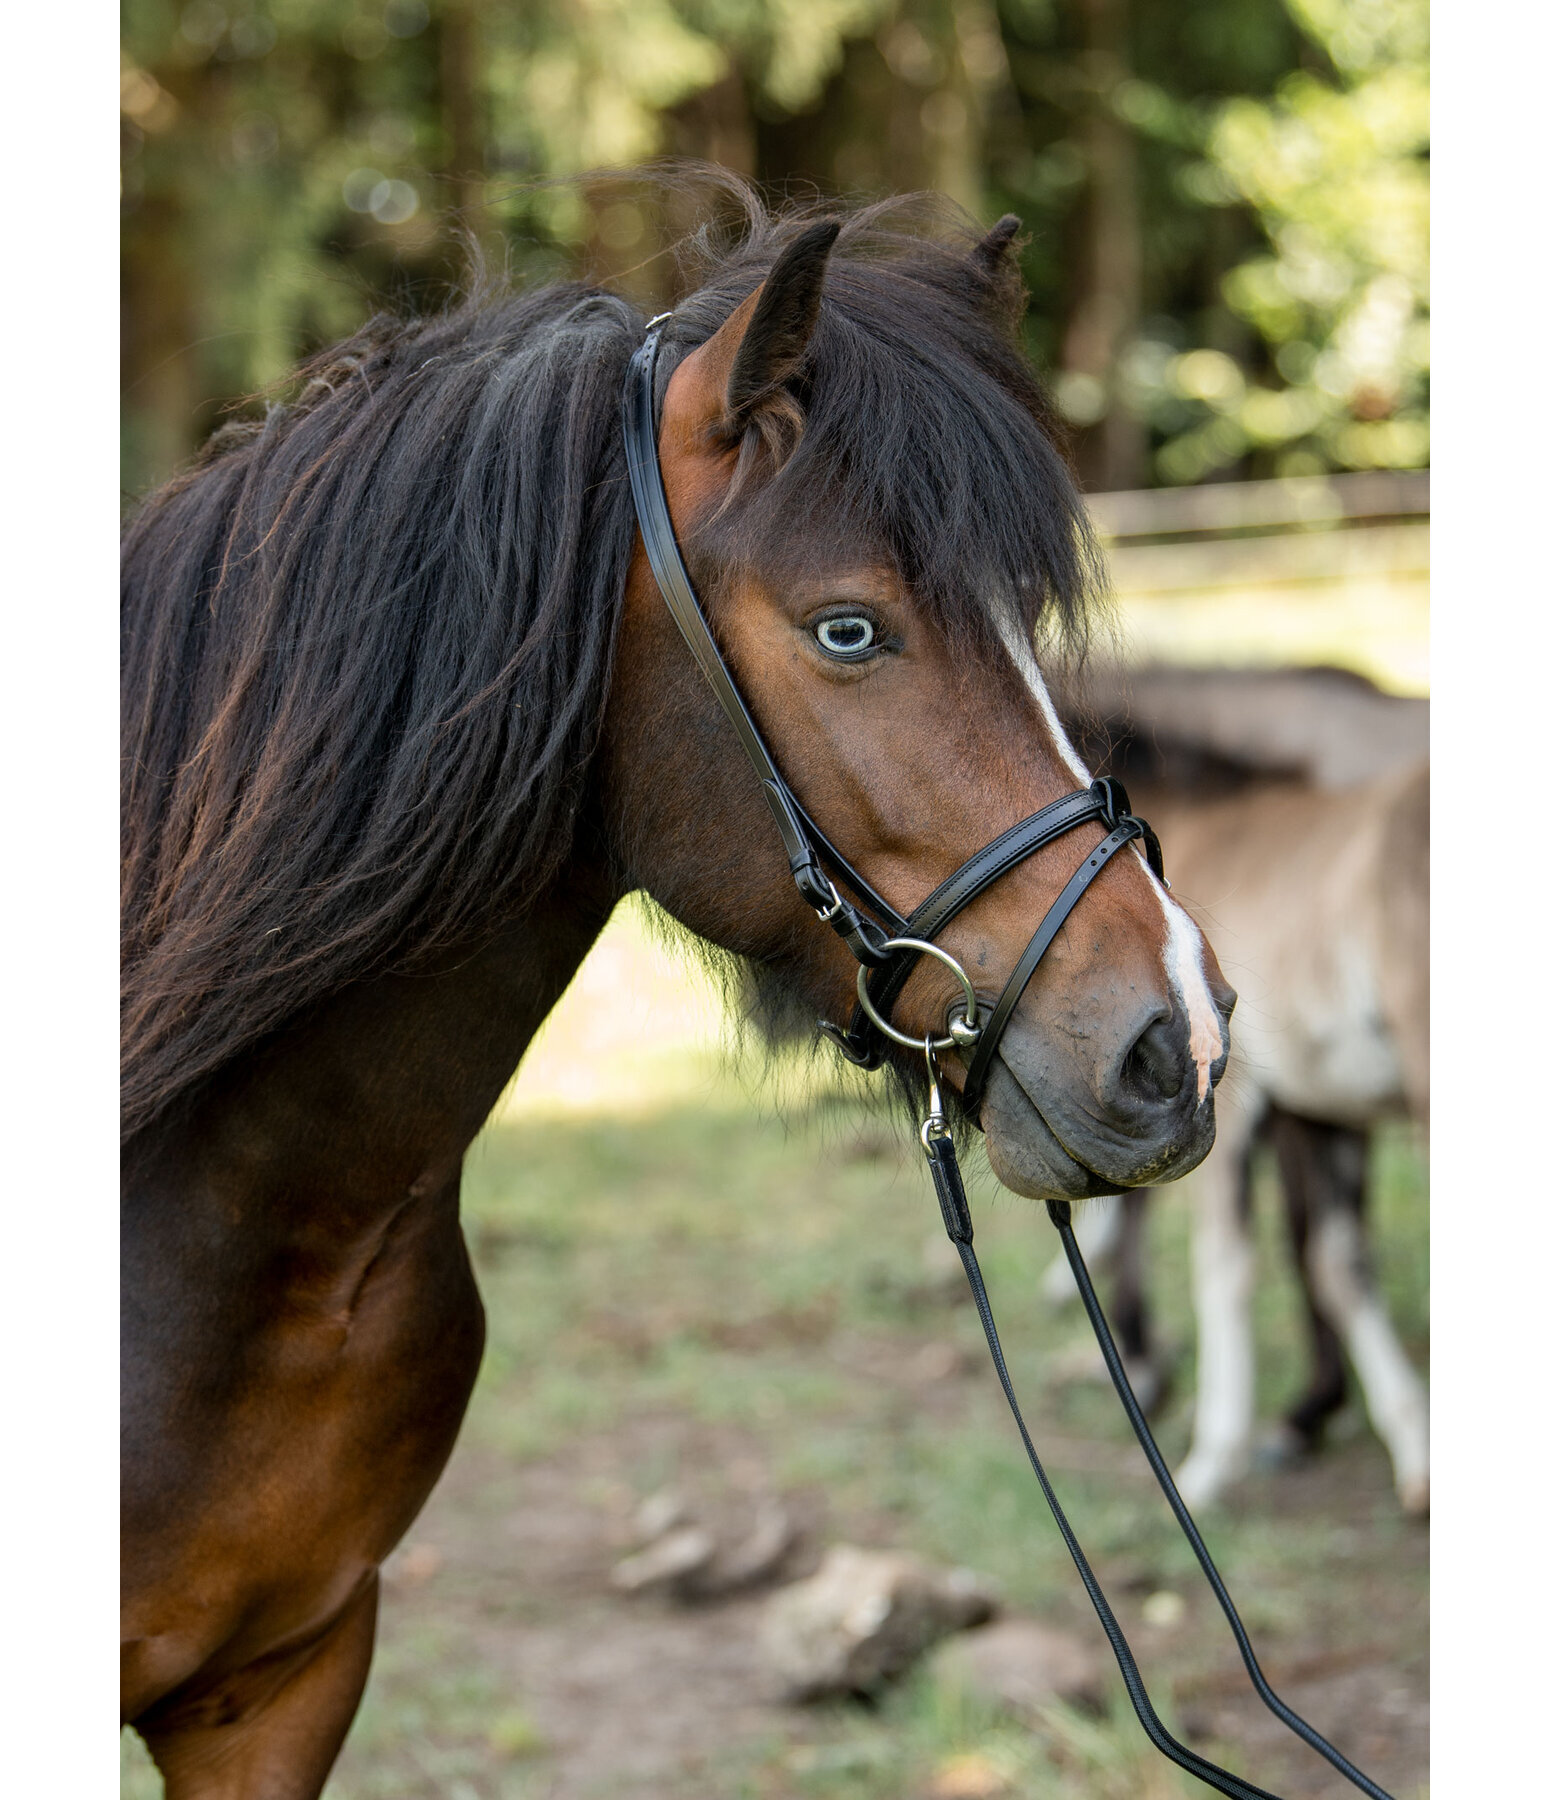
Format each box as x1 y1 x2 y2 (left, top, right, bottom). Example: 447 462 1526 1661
125 1123 1427 1800
122 912 1428 1800
328 1401 1427 1800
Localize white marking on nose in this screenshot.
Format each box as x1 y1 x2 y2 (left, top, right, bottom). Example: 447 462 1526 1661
1157 881 1223 1103
992 611 1222 1103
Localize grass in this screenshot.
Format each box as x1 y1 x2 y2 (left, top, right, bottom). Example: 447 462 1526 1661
122 902 1429 1798
462 1087 1428 1592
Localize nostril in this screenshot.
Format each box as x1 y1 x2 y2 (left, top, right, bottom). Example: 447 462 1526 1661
1121 1009 1189 1104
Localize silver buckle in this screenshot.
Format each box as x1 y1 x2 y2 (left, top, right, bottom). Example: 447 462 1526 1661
813 873 847 922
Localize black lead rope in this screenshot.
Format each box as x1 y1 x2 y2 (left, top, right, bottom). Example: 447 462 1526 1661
924 1124 1395 1800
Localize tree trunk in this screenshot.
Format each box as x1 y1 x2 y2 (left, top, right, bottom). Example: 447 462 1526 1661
438 0 489 277
1062 0 1145 490
670 70 756 177
923 3 983 222
121 184 201 497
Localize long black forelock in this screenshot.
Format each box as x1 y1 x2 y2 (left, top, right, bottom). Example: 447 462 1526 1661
660 197 1106 662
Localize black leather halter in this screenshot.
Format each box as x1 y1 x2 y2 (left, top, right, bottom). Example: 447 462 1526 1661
619 318 1392 1800
622 320 1164 1115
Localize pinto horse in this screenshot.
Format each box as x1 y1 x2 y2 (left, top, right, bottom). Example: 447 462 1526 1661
1044 668 1428 1514
121 192 1233 1797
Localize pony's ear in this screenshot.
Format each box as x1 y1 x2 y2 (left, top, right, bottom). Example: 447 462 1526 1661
676 220 840 453
724 220 840 422
970 214 1022 279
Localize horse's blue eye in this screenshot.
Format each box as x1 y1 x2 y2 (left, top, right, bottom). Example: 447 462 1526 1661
814 616 877 658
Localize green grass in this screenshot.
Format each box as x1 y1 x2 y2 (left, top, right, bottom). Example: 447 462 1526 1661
124 1084 1429 1798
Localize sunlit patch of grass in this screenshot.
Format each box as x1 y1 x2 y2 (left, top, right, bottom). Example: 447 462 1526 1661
120 1730 161 1800
125 1030 1426 1796
328 1622 551 1800
759 1669 1197 1799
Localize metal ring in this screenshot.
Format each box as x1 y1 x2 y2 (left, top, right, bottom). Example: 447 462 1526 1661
855 938 980 1052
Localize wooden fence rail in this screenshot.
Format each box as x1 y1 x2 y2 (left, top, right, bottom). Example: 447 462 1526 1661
1083 472 1430 695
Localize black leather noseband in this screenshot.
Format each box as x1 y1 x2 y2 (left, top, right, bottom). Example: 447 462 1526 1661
619 316 1392 1800
622 320 1163 1115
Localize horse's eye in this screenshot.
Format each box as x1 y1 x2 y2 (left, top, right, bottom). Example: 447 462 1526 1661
813 615 878 659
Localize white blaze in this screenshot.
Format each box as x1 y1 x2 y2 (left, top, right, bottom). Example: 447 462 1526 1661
994 613 1222 1104
993 612 1092 783
1161 898 1224 1102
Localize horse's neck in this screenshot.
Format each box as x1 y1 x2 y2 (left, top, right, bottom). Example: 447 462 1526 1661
124 886 615 1292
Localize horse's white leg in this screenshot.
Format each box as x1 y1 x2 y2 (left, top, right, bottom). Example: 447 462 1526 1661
1175 1101 1259 1509
1039 1194 1124 1308
1307 1207 1430 1515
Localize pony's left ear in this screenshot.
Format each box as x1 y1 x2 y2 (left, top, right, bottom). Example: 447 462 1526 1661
970 214 1022 279
673 220 840 457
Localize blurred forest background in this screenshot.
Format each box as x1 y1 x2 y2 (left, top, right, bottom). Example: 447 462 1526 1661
121 0 1428 503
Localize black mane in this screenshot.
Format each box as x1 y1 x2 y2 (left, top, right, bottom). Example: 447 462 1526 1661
121 177 1104 1143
